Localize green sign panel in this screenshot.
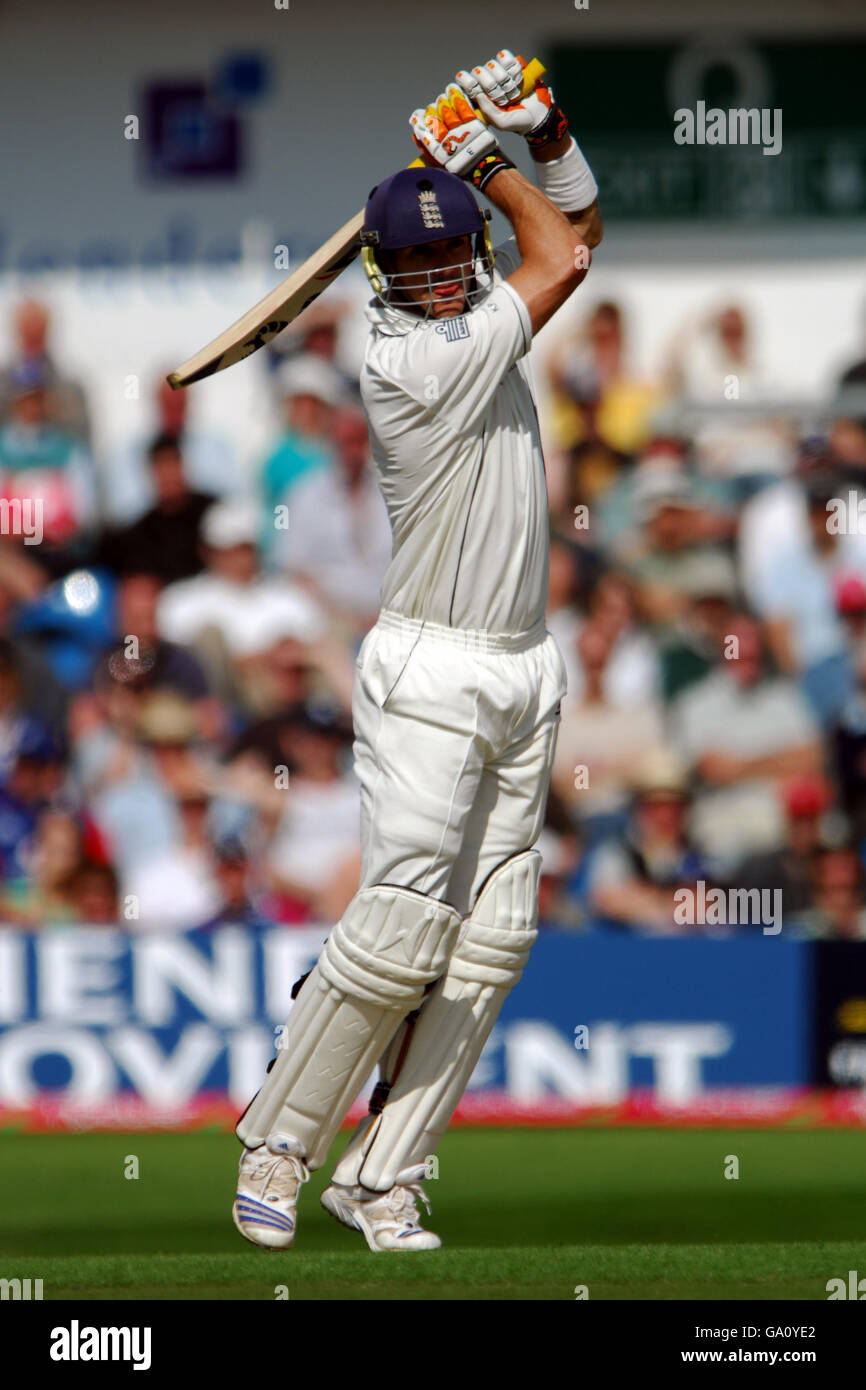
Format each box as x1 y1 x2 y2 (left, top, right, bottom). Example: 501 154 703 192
549 38 866 219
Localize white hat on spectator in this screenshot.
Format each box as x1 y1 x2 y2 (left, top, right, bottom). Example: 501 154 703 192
630 748 690 799
200 498 261 549
233 589 325 656
277 353 346 407
634 467 695 519
684 550 738 602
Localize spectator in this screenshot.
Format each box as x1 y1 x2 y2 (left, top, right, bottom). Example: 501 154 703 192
0 639 66 782
534 785 585 929
0 808 83 924
829 406 866 471
67 860 120 925
71 686 205 879
667 304 760 402
743 469 860 722
545 536 583 661
548 300 660 456
0 299 91 443
576 570 660 711
835 572 866 683
266 701 361 922
106 375 237 524
98 573 218 739
672 616 824 865
666 303 793 489
122 772 222 930
832 611 866 846
0 725 67 886
801 846 866 940
272 403 390 636
551 618 666 845
156 499 328 707
100 434 216 583
626 469 732 630
0 361 98 555
738 776 832 924
259 354 344 525
587 749 714 933
196 839 272 929
597 435 733 563
0 591 66 733
658 549 739 702
267 299 357 391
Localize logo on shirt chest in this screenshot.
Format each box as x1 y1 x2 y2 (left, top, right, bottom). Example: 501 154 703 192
434 316 471 343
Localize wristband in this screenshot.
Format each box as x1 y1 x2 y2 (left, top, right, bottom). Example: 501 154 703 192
534 135 599 211
526 100 570 149
469 149 516 192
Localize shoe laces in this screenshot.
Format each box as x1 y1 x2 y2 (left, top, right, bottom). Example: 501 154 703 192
247 1151 309 1200
382 1181 431 1229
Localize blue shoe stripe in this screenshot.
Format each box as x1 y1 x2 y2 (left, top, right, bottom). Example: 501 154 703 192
234 1206 296 1228
235 1195 295 1231
235 1207 294 1233
235 1213 295 1235
234 1209 295 1234
235 1191 293 1219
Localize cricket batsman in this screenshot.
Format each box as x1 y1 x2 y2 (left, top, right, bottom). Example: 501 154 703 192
232 49 602 1252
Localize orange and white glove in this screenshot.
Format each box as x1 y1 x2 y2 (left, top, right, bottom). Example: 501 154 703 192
457 49 569 149
409 85 516 192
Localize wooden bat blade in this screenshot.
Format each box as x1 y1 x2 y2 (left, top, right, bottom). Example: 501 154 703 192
167 210 365 389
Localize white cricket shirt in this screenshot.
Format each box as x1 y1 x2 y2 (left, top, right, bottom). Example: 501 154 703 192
361 240 549 636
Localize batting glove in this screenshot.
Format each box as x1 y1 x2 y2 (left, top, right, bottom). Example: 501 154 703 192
410 85 516 192
457 49 569 149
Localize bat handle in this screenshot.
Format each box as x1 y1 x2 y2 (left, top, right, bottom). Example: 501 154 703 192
408 57 546 169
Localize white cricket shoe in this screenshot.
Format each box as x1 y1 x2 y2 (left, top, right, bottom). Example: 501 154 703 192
320 1164 441 1252
232 1133 309 1250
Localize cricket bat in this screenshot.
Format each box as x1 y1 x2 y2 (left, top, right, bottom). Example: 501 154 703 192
167 58 546 389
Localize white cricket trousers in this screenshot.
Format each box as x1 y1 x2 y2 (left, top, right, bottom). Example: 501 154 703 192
352 608 567 917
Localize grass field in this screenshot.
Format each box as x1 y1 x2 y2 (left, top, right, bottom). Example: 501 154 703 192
2 1127 865 1300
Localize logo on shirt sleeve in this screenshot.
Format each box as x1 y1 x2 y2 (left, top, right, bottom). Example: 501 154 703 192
434 316 471 343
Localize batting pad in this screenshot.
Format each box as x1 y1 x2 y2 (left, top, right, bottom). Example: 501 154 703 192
236 884 462 1167
332 849 541 1192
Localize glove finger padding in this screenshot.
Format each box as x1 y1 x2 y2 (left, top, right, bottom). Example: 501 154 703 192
495 49 527 92
458 49 561 142
447 84 477 126
478 54 522 105
409 88 515 191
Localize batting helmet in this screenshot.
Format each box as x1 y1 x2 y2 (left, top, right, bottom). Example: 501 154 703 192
360 168 494 318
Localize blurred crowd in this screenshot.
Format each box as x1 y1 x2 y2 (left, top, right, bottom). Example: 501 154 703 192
1 285 866 938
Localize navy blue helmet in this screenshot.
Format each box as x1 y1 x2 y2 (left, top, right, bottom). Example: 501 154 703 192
360 167 494 318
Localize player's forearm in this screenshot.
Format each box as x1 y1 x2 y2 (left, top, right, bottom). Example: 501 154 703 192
486 166 590 333
530 134 603 247
486 166 587 285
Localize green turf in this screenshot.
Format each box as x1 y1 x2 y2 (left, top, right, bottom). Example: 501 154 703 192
2 1128 865 1299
